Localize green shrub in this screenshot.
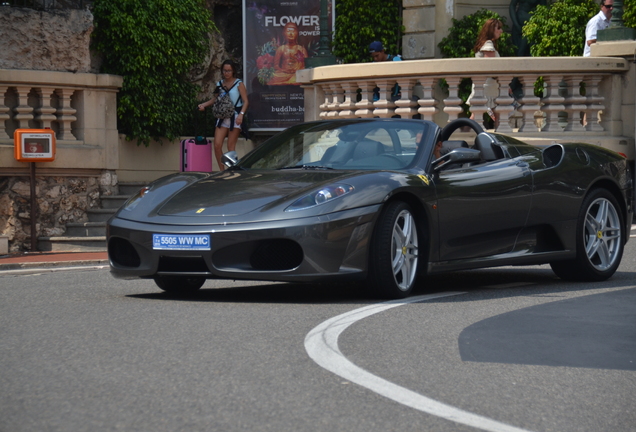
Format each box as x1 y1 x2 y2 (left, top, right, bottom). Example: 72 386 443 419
333 0 403 63
522 0 598 57
624 0 636 28
92 0 216 146
438 8 516 58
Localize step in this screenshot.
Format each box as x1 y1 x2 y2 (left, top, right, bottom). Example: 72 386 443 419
65 221 107 237
87 208 117 223
118 182 147 196
101 195 131 210
38 236 107 252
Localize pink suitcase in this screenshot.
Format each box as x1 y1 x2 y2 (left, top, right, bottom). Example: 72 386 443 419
180 137 213 172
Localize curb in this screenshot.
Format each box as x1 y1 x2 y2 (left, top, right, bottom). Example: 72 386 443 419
0 259 109 275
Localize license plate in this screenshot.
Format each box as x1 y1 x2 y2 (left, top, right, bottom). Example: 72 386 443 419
152 234 210 251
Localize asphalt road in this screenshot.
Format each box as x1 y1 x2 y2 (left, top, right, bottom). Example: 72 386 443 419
1 239 635 432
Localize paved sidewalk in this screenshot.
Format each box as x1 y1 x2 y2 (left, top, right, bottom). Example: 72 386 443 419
0 251 108 274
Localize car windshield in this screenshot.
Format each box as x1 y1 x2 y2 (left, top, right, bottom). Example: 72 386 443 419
237 119 431 170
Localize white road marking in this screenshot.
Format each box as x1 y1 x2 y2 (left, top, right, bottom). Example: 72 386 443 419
305 292 536 432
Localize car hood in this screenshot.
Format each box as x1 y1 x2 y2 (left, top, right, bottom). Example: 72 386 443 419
158 170 355 217
115 169 397 225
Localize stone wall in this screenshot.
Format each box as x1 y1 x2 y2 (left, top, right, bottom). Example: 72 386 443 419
0 172 117 254
0 7 98 73
0 2 242 96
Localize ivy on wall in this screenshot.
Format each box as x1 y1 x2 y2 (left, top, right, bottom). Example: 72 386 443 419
332 0 403 64
91 0 216 146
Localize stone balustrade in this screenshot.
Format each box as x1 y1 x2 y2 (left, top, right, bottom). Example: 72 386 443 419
298 55 635 159
0 69 123 172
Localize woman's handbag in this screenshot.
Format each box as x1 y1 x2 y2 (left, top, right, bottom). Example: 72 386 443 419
211 81 239 119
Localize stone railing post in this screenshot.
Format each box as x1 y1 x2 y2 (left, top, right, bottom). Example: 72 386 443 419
394 78 418 118
54 88 77 140
563 75 586 132
0 86 9 139
416 77 439 122
338 82 358 118
584 75 605 132
494 75 516 133
442 77 463 123
373 79 397 118
541 75 566 132
34 87 57 130
517 75 542 132
355 82 375 118
13 86 34 129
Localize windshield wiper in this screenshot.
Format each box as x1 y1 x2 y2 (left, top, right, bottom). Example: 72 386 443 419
277 165 334 170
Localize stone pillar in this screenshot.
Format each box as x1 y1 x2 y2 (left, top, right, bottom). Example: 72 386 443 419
402 0 439 59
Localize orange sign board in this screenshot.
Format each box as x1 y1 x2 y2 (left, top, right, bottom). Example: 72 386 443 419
14 129 56 162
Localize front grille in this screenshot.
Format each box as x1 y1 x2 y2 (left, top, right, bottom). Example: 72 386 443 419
249 239 303 271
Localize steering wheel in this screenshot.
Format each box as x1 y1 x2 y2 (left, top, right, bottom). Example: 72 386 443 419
439 118 484 142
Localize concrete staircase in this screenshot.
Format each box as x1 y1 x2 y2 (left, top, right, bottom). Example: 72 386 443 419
38 182 146 252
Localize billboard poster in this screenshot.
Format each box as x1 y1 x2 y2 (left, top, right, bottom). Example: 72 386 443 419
243 0 334 131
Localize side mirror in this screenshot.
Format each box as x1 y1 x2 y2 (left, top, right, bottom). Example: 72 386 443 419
222 151 238 168
433 148 481 171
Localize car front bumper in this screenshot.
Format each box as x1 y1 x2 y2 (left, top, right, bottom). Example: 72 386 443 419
107 205 381 283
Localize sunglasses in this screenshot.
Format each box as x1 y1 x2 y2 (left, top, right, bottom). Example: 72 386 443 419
602 3 613 9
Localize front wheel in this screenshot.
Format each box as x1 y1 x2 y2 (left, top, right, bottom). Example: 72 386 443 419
369 201 419 298
550 189 625 281
154 276 205 294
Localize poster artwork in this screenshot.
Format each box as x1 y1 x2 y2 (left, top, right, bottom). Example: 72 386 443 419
244 0 334 131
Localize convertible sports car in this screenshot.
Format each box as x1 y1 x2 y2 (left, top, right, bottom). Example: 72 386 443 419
107 118 633 298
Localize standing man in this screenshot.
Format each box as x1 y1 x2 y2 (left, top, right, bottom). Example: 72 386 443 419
369 41 402 62
583 0 613 57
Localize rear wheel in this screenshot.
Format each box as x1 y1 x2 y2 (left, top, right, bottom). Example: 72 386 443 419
154 276 205 294
550 189 624 281
369 201 419 298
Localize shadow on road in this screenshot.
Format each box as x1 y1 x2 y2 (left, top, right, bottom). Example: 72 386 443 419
126 266 635 305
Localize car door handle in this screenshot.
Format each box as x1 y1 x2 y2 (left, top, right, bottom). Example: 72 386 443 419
516 161 529 168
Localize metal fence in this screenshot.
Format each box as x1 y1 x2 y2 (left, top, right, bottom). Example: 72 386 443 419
1 0 92 10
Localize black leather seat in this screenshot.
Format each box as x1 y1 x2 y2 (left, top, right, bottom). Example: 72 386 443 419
352 139 385 160
440 140 468 156
473 133 504 161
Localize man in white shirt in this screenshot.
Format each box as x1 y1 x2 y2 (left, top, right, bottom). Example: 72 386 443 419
583 0 613 56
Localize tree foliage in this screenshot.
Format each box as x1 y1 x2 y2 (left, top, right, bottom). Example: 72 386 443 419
438 9 516 58
624 0 636 28
92 0 216 146
333 0 403 64
522 0 598 57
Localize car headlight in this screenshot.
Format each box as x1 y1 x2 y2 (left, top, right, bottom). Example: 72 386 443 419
286 184 354 212
122 186 152 211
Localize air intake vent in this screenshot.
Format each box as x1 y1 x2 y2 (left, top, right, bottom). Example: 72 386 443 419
109 237 141 268
250 239 303 271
